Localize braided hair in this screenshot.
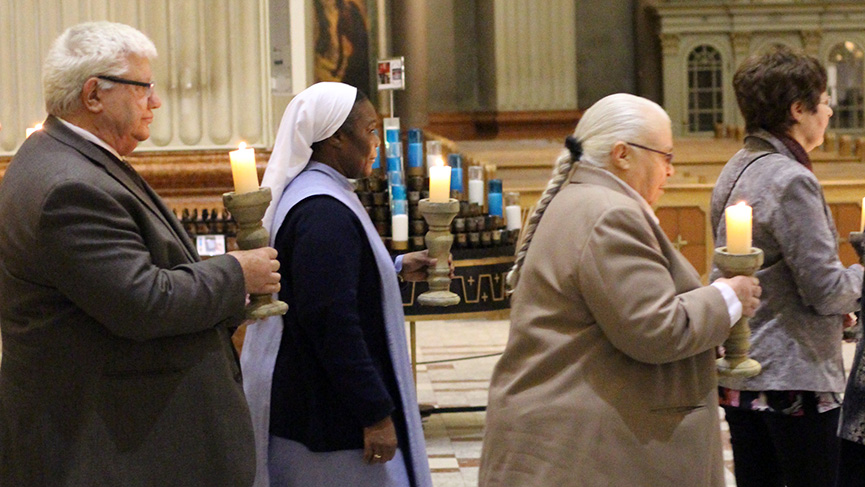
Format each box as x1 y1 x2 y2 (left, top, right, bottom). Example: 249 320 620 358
505 136 582 291
505 93 669 293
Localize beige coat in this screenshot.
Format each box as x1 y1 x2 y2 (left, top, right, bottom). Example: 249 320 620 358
479 166 731 487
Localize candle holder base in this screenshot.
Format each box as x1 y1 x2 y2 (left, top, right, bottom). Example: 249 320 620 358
246 297 289 320
417 198 461 308
417 290 461 307
714 246 763 379
223 187 289 320
717 356 762 378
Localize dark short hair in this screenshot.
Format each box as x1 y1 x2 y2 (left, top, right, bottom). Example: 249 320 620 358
733 45 827 134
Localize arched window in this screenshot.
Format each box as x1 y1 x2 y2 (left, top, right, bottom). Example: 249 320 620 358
828 41 864 130
687 45 724 133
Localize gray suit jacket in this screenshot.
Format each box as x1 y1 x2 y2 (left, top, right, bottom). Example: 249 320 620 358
479 166 729 487
0 116 255 486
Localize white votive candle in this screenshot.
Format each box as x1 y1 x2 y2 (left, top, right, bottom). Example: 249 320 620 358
392 214 408 243
505 205 522 231
468 179 484 206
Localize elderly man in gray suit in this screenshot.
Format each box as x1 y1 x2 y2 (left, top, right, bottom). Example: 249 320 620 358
0 21 280 486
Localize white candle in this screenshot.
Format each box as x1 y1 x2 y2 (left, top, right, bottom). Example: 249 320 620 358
468 179 484 206
429 157 451 203
505 205 522 231
25 123 42 138
860 197 865 232
229 142 259 194
725 201 752 254
392 214 408 242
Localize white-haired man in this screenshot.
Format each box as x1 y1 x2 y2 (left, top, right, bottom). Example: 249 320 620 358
0 21 280 485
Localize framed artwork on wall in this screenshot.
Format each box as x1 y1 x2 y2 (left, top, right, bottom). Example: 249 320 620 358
313 0 377 97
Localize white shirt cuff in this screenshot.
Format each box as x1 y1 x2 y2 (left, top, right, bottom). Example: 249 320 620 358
711 281 742 328
394 254 404 274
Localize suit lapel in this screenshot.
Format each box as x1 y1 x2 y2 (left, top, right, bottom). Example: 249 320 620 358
43 116 198 262
139 181 199 261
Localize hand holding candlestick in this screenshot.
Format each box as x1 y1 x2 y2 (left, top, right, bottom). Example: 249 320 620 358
224 143 288 319
223 188 289 319
716 201 762 378
715 247 763 378
417 198 460 307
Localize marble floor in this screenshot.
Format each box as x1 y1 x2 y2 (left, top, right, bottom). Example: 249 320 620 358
413 318 859 487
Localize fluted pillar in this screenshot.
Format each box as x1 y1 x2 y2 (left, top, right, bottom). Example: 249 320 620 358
492 0 577 111
391 0 429 128
660 33 684 135
0 0 271 155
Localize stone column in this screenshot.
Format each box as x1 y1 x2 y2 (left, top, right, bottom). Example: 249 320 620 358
391 0 429 128
660 33 683 135
730 32 752 129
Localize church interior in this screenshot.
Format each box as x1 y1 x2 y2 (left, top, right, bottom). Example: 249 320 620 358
3 1 865 485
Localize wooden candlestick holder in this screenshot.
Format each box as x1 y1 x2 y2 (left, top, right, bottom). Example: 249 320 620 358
417 198 460 307
715 246 763 378
223 187 289 319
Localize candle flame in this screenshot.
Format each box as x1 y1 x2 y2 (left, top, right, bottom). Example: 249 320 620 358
735 200 748 206
238 142 247 150
34 123 42 130
434 156 445 167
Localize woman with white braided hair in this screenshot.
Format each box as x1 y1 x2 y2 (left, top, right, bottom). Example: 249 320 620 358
478 93 761 487
241 82 434 487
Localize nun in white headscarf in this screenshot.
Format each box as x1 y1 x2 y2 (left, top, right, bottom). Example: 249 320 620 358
241 82 434 487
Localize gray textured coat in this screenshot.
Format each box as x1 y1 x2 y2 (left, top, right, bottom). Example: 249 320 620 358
0 116 255 486
710 130 862 392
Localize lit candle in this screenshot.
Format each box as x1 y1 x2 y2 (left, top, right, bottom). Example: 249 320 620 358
860 197 865 232
725 201 752 254
428 157 451 203
229 142 259 194
25 123 42 138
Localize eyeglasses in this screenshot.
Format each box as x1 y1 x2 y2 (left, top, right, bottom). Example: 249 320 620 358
97 75 155 97
626 142 673 165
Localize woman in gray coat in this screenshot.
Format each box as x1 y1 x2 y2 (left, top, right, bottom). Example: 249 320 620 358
711 46 862 487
